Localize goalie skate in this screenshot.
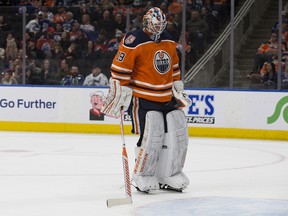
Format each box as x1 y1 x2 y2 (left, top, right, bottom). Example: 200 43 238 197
159 183 185 193
131 178 157 194
132 175 159 193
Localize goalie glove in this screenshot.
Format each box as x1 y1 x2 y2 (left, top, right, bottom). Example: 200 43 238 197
101 78 132 118
172 80 191 108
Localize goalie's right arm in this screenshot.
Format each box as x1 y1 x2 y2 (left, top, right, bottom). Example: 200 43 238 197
101 78 132 118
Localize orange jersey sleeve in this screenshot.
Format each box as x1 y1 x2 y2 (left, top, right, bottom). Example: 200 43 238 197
110 30 181 103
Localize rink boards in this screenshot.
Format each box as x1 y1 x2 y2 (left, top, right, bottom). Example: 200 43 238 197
0 85 287 140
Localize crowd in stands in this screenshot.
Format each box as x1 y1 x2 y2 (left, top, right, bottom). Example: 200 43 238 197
249 2 288 89
0 0 231 86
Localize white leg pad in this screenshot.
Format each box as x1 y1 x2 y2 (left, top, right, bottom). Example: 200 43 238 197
156 110 190 189
133 111 164 191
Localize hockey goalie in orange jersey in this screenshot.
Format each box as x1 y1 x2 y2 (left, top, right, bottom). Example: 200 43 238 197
110 26 181 103
102 7 192 193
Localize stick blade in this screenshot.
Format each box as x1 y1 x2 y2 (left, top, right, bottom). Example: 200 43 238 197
106 197 132 208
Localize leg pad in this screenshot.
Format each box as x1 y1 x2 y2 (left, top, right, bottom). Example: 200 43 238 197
133 111 164 191
156 110 190 189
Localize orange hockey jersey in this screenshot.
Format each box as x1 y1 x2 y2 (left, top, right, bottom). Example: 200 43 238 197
110 29 181 103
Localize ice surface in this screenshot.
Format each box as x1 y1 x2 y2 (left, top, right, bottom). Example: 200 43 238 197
0 132 287 216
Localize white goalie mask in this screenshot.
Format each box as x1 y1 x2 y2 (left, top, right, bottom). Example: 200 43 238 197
143 7 167 41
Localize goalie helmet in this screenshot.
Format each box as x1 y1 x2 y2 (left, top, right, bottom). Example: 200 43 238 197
143 7 167 38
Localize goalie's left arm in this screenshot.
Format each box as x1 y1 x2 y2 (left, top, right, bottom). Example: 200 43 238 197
172 80 191 108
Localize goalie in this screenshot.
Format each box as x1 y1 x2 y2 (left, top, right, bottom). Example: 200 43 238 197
102 7 191 193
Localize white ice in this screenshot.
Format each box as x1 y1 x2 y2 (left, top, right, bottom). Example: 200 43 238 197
0 131 287 216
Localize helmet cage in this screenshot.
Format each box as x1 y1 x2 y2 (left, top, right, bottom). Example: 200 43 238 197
143 7 167 36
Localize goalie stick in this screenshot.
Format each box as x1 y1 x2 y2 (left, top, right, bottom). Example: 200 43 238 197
107 108 133 208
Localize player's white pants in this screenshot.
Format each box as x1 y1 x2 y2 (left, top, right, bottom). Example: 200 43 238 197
156 110 190 189
132 111 164 192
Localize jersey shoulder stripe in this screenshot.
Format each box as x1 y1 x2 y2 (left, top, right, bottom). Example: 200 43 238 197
123 30 149 48
123 30 176 48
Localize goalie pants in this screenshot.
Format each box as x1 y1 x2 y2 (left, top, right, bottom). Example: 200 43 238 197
127 97 178 147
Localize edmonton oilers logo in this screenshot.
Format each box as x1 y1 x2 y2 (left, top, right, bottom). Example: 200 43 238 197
153 50 171 74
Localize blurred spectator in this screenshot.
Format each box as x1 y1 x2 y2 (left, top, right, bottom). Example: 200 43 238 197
250 33 286 76
260 62 278 87
25 68 34 84
133 0 143 7
16 48 27 60
159 2 168 14
1 70 18 85
282 58 288 88
36 29 55 58
44 0 56 7
52 23 63 42
166 21 180 42
29 0 42 9
80 14 97 41
5 33 18 61
82 40 99 61
94 30 109 52
39 10 53 33
113 13 126 33
55 58 69 81
177 32 192 69
107 30 123 52
64 42 81 59
26 60 42 84
75 2 90 19
62 11 78 32
171 12 182 29
15 0 38 16
205 0 222 22
9 58 21 72
80 14 94 33
69 22 82 42
0 15 10 32
200 6 219 41
60 64 84 85
97 10 115 39
101 0 116 11
260 55 284 77
113 0 128 16
51 41 64 59
186 10 209 62
131 12 144 31
168 0 182 15
40 58 57 84
89 3 103 26
0 15 10 48
25 11 43 36
27 39 45 59
144 1 154 11
284 2 288 14
60 31 71 51
87 0 98 8
131 0 145 15
251 54 284 83
83 65 108 86
20 32 33 49
187 0 205 11
273 18 288 32
0 47 5 71
210 0 229 22
53 7 66 24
